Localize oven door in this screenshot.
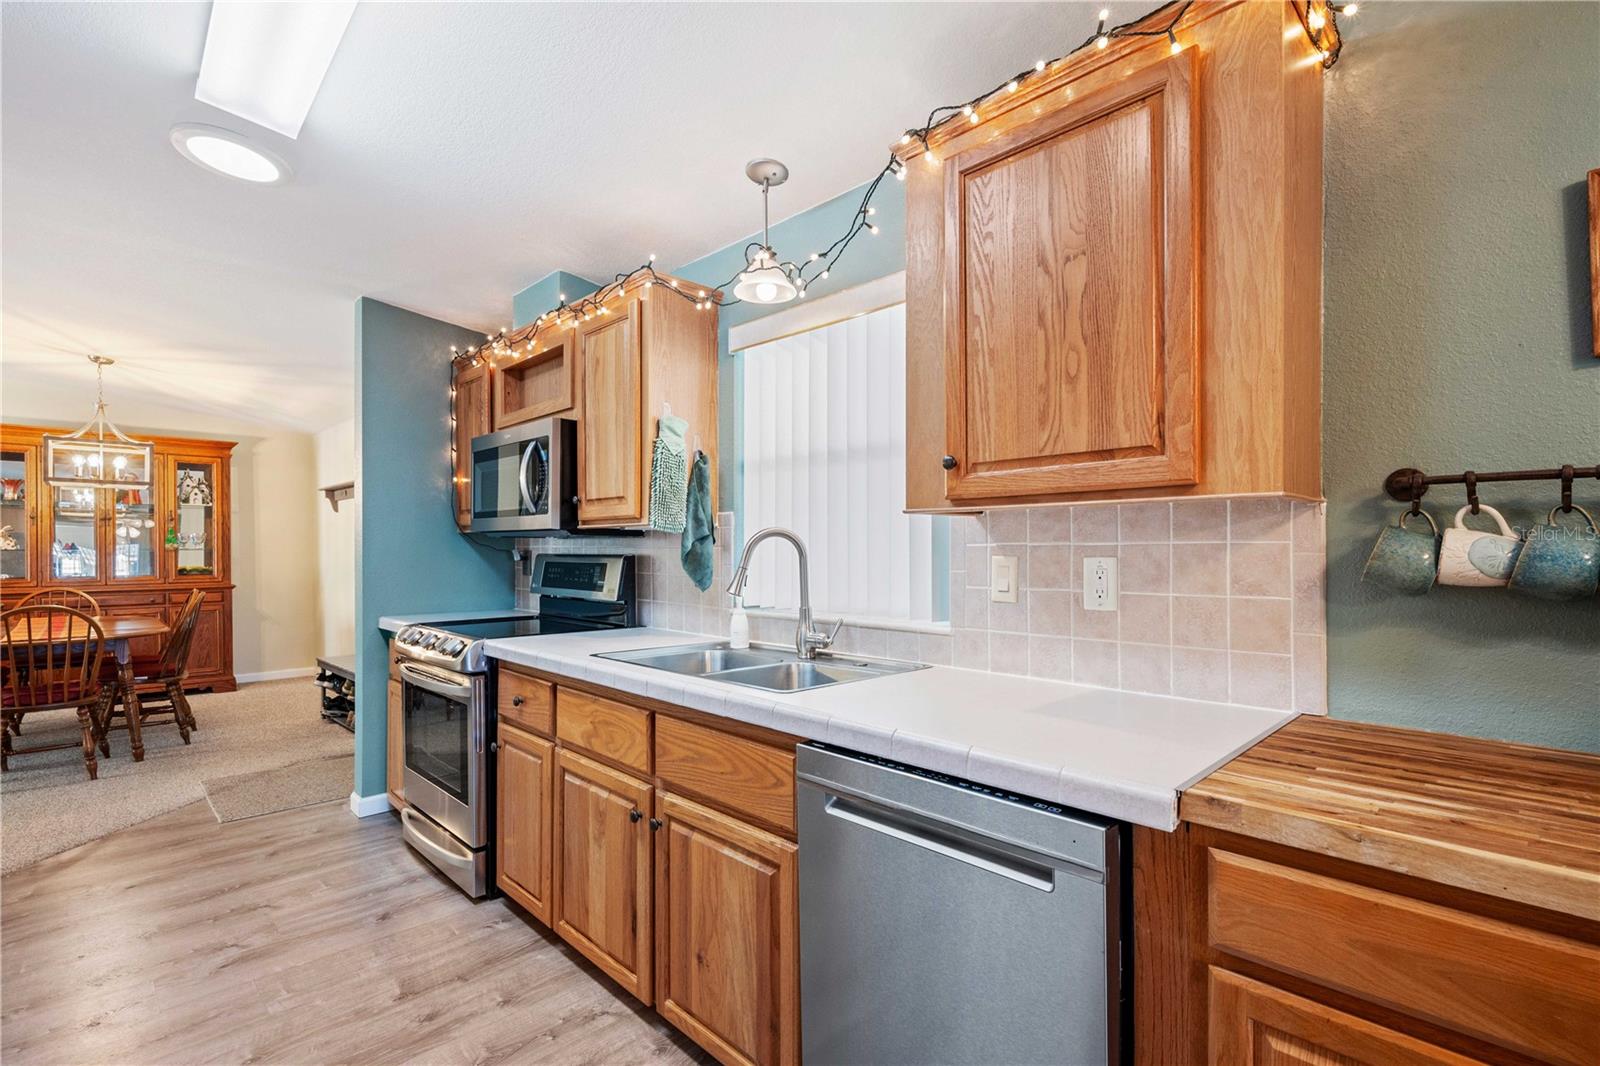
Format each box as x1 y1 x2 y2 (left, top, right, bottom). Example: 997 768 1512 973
399 661 487 849
470 423 555 534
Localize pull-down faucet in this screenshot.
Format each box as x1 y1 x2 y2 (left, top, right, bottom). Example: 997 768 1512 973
726 527 841 660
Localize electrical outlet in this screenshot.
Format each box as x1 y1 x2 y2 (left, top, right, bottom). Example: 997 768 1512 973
990 555 1018 603
1084 556 1118 611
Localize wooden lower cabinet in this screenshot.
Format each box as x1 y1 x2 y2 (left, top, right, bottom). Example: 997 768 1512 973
496 723 553 924
1209 969 1482 1066
386 678 405 810
553 746 654 1003
653 790 799 1066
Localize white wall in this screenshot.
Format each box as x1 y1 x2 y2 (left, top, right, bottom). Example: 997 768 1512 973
314 418 356 657
0 386 323 679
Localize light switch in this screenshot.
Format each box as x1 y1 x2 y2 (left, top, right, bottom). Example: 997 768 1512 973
990 555 1018 603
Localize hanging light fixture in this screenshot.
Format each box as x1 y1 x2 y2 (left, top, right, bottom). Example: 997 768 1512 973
733 159 801 305
43 356 155 492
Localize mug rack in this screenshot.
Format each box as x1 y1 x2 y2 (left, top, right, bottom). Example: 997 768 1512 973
1384 464 1600 514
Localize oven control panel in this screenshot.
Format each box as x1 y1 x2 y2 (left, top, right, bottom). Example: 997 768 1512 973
395 626 474 672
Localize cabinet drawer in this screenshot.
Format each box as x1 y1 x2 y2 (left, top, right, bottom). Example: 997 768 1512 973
1207 849 1600 1066
655 714 795 835
100 591 169 607
498 668 554 736
556 688 650 774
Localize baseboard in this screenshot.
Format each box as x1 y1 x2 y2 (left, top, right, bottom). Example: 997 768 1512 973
237 666 318 684
349 791 393 818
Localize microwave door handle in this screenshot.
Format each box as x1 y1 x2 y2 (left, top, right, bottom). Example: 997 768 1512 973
518 441 538 515
398 662 474 702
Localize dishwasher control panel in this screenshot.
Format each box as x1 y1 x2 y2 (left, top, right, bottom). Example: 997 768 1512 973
802 742 1073 817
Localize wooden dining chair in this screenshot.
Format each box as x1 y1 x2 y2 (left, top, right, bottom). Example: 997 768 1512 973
16 588 103 613
1 605 112 780
100 589 203 748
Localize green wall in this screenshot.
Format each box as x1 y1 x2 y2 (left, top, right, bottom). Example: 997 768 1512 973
512 270 600 330
354 298 510 801
1323 1 1600 751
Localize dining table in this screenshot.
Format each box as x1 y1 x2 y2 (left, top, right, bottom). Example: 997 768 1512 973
3 613 169 762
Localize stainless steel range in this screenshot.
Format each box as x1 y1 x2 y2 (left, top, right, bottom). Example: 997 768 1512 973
392 554 635 897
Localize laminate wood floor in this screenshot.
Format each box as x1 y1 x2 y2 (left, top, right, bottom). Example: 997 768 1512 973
1 799 712 1066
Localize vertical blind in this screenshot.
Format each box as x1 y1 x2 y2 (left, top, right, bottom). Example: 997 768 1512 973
739 302 939 623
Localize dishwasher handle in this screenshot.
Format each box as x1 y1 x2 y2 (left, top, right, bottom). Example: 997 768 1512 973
822 793 1057 891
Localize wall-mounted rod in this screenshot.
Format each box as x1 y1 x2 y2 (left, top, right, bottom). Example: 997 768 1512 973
1384 464 1599 513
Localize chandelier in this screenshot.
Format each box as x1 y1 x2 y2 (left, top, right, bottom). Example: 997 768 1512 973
43 356 155 492
733 159 802 305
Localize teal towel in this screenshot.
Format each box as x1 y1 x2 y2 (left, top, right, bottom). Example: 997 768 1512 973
681 452 715 591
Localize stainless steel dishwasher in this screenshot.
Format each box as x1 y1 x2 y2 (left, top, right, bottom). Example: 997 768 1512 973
797 743 1125 1066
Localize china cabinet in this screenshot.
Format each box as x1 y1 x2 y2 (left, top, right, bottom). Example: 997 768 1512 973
0 424 236 691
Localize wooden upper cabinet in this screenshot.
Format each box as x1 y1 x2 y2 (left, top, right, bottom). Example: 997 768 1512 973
906 0 1324 509
451 358 493 530
494 332 576 430
575 278 718 529
943 51 1197 500
654 790 799 1066
553 746 654 1003
576 302 644 526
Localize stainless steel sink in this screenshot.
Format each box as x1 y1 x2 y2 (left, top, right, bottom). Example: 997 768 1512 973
597 641 925 692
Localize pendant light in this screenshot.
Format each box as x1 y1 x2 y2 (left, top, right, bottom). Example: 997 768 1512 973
733 159 801 305
43 356 155 492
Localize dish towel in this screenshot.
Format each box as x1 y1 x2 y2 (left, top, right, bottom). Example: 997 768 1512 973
681 451 715 591
647 414 690 534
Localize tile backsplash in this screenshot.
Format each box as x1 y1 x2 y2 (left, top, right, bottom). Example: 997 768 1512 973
516 499 1327 714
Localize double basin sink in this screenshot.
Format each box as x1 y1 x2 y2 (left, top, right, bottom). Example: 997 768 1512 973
597 641 926 692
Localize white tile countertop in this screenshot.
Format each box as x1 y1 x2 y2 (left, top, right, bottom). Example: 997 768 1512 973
378 609 539 633
484 627 1295 831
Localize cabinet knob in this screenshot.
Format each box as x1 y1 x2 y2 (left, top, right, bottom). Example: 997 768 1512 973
511 695 525 707
649 817 663 831
629 808 643 824
488 740 499 754
941 455 957 470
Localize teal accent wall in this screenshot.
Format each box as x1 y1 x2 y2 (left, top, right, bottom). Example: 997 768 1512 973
354 298 510 799
1323 2 1600 751
512 270 601 329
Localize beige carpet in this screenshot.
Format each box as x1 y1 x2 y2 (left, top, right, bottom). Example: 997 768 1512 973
0 679 353 874
203 753 353 823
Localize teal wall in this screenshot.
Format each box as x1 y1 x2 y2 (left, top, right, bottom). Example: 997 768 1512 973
354 298 510 799
512 270 600 329
1323 2 1600 751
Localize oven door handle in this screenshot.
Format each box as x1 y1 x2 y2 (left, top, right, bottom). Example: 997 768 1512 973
400 808 474 870
398 661 474 702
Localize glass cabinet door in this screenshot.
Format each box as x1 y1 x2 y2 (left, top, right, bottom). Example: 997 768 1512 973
50 485 99 581
0 446 34 585
112 486 158 579
167 457 219 578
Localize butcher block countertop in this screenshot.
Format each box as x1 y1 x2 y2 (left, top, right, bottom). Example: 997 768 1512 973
1181 716 1600 921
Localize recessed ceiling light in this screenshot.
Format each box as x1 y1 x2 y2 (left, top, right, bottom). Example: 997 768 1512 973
196 1 357 139
170 124 291 185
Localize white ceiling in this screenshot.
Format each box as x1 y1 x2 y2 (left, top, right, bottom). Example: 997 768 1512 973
2 2 1152 433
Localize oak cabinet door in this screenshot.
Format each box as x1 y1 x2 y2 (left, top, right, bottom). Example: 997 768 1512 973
553 746 653 1003
496 723 554 924
452 360 494 530
386 678 405 809
943 49 1198 500
654 790 798 1066
575 301 643 526
1208 969 1485 1066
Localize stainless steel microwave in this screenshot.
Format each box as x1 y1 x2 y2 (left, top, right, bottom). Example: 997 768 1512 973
468 417 577 534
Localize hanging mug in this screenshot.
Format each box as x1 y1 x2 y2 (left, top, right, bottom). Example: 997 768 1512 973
1507 506 1600 601
1437 505 1523 587
1361 508 1440 594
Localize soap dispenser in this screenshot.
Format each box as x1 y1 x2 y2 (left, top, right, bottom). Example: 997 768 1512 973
728 597 750 649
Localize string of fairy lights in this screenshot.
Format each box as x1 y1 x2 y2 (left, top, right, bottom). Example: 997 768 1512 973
451 0 1353 370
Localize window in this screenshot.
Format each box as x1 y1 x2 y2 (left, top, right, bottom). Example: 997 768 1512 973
736 296 947 625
